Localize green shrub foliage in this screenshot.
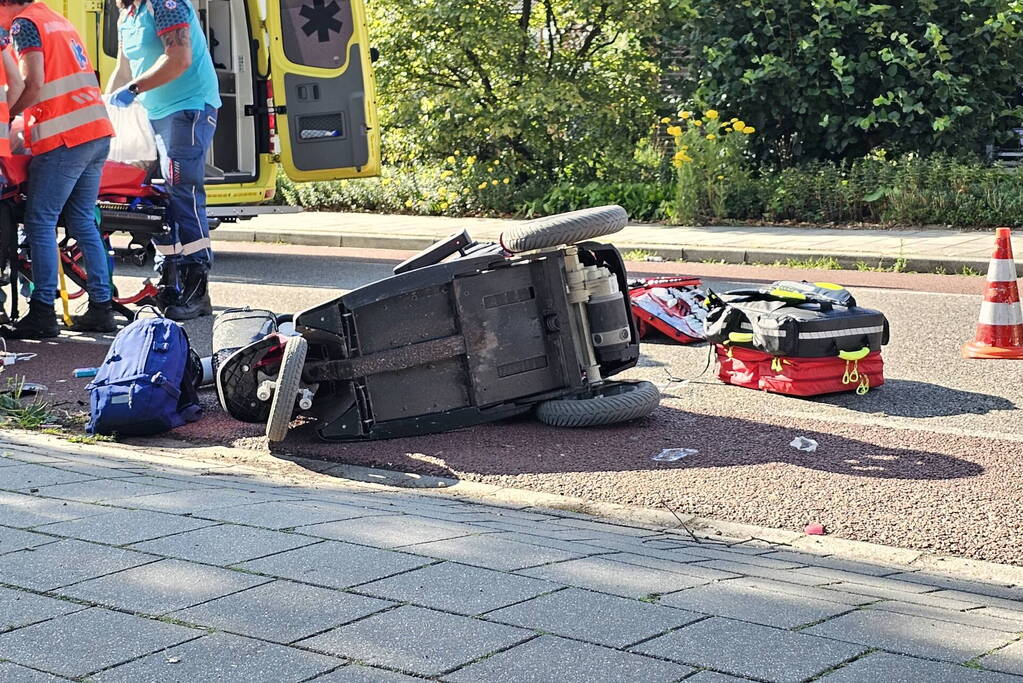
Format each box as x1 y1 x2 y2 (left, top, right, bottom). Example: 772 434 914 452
678 0 1023 162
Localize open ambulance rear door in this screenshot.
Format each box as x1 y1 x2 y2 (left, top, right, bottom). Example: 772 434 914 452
264 0 381 182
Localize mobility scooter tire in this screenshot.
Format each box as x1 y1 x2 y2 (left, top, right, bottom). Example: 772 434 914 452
501 205 628 253
535 380 660 428
266 335 308 443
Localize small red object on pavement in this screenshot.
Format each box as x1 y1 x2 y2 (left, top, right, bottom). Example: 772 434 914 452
804 523 826 535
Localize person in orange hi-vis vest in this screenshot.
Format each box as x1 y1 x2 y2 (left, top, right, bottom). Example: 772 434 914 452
0 0 117 339
0 21 24 325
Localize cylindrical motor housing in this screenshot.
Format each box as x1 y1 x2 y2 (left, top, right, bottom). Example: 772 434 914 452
586 292 631 360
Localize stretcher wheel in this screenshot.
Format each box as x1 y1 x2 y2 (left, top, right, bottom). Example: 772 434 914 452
535 380 660 428
266 335 308 443
501 205 628 253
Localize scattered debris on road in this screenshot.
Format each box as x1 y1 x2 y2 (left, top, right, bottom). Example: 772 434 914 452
653 448 698 462
789 436 819 452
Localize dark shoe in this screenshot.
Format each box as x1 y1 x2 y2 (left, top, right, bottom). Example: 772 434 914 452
1 299 59 339
164 266 212 321
70 300 116 333
154 262 179 312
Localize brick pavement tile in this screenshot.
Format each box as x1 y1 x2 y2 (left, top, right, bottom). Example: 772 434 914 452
632 617 867 683
788 567 936 593
170 580 393 643
979 641 1023 676
57 559 269 615
0 585 85 631
358 561 557 616
444 634 692 683
235 540 432 589
34 509 216 545
0 540 159 591
405 534 584 571
868 601 1023 632
982 606 1023 625
683 673 752 682
820 583 985 610
310 663 423 681
109 487 289 513
694 560 839 586
0 491 109 528
821 652 1021 682
47 463 147 480
94 632 340 683
0 448 68 465
804 610 1013 663
762 551 906 576
0 526 56 555
0 607 199 678
518 556 713 598
28 478 179 503
0 661 65 681
703 576 876 607
658 580 853 628
193 500 386 530
680 547 806 569
489 531 616 555
485 587 702 648
448 519 598 541
298 605 531 677
0 464 96 491
603 553 747 582
297 515 489 549
929 590 1023 613
885 572 1023 602
129 524 317 565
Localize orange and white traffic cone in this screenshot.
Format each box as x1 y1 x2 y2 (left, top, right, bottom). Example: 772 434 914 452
963 227 1023 359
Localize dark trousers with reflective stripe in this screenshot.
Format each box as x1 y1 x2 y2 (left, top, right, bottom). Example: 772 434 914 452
150 105 218 272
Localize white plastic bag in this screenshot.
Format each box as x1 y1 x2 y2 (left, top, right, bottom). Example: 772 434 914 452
103 95 158 169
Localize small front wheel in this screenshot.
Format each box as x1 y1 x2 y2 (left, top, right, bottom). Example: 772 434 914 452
265 335 308 443
536 380 660 428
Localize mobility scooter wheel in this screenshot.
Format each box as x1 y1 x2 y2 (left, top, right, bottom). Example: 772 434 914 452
501 205 628 253
266 335 308 443
535 380 660 428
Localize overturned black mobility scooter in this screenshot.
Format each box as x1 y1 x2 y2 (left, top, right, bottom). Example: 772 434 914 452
214 206 659 443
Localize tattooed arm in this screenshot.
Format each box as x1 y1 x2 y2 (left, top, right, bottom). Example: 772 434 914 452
127 26 193 94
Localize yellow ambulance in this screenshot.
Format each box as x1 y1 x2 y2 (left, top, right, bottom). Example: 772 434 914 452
47 0 380 214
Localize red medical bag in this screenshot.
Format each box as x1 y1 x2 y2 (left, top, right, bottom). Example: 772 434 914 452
716 345 884 396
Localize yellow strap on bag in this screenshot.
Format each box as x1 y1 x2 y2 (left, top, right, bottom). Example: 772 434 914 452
728 332 753 343
771 357 783 372
857 375 871 395
56 247 72 328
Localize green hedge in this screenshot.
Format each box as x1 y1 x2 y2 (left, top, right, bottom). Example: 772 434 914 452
278 155 1023 228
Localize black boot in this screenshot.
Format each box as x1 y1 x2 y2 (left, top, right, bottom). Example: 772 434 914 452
164 265 212 321
154 262 179 312
70 299 116 333
1 299 59 339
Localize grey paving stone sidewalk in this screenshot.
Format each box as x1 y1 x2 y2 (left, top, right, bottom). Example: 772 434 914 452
1 439 1022 682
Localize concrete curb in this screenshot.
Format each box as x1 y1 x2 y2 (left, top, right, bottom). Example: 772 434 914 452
5 429 1021 586
212 227 1002 276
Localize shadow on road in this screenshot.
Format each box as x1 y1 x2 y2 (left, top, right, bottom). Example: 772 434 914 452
820 379 1016 418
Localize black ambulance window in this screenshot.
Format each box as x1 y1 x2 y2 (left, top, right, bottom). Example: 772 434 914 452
279 0 354 70
103 0 120 58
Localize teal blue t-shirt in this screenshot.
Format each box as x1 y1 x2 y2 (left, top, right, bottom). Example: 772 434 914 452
119 0 221 120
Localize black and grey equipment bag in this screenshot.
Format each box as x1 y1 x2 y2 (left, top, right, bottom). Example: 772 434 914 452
704 282 889 358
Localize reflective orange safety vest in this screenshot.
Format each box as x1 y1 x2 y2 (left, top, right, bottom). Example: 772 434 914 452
0 45 11 157
14 3 113 155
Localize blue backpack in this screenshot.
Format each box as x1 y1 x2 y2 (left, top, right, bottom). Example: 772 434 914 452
86 316 202 436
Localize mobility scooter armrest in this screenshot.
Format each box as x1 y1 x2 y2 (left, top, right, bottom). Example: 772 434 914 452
393 230 476 275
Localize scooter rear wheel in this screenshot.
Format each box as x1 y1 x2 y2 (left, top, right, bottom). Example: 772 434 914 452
266 335 308 443
535 380 660 428
501 205 628 253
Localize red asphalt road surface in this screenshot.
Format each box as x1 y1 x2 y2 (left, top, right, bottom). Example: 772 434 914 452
5 248 1019 566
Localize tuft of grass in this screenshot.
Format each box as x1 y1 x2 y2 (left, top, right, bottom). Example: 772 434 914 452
623 249 657 261
66 434 115 445
959 265 983 276
775 256 842 270
0 378 54 430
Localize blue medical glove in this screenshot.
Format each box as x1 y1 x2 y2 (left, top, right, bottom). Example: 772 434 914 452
110 86 138 108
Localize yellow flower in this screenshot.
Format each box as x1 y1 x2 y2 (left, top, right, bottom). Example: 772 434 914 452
666 125 682 137
466 155 477 165
743 126 756 135
730 117 739 124
672 150 693 163
681 145 689 150
717 175 725 180
380 178 392 186
660 116 672 124
453 150 460 156
693 120 702 127
724 127 733 133
503 177 511 184
491 179 499 186
734 120 745 130
439 202 449 210
463 188 471 194
705 109 719 120
679 111 692 120
478 181 488 190
446 155 456 164
437 188 448 197
404 199 414 208
706 134 717 140
441 170 454 178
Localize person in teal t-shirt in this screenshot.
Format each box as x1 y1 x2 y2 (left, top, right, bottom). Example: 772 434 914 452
107 0 221 321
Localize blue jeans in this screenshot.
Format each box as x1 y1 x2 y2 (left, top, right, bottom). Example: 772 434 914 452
24 137 113 305
150 105 218 272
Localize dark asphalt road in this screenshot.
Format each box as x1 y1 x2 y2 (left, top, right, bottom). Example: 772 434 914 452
6 242 1022 565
